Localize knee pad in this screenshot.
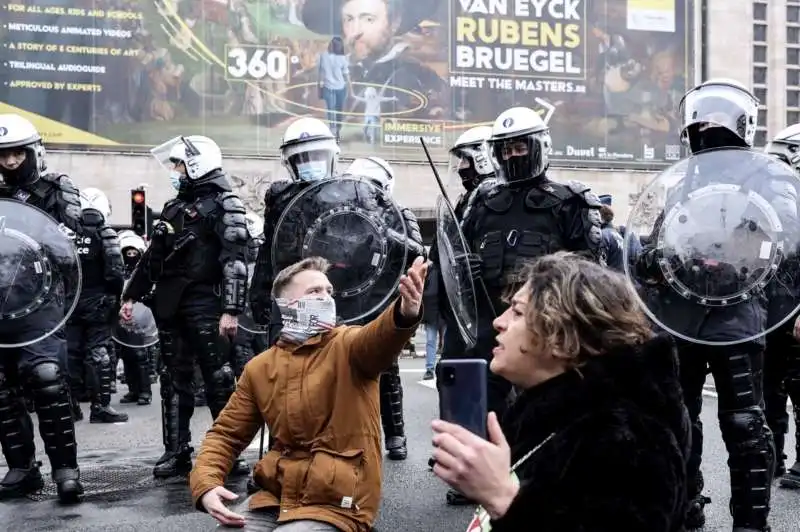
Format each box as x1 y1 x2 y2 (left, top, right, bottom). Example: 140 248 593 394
210 364 235 391
87 346 110 368
27 362 66 399
719 407 770 451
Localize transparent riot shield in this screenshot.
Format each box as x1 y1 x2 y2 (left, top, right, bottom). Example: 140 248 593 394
0 199 82 348
271 177 408 324
239 263 267 335
112 279 159 348
624 147 800 345
435 196 478 348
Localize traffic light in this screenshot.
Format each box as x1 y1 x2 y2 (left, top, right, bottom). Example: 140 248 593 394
131 188 150 237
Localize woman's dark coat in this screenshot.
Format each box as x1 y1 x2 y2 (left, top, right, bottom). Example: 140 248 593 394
491 334 689 532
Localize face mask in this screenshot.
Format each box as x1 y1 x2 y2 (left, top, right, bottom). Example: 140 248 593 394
276 295 337 345
297 162 328 182
169 170 183 190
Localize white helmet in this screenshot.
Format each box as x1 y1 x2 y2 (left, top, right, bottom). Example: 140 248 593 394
679 78 758 152
449 126 494 189
118 230 147 253
244 211 264 239
0 114 47 186
79 187 111 219
488 107 551 183
151 135 223 184
280 117 340 183
344 157 394 194
766 123 800 171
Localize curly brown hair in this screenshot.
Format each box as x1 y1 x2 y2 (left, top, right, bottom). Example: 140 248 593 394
518 252 653 368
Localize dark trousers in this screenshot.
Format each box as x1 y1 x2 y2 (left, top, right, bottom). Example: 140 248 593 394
763 326 800 465
678 342 774 529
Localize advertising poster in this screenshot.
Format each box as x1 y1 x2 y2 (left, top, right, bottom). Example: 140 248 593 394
0 0 695 167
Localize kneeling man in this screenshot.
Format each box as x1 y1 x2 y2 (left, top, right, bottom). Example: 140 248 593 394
190 256 427 531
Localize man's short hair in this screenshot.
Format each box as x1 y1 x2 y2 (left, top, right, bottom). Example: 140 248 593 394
600 205 614 224
271 257 331 299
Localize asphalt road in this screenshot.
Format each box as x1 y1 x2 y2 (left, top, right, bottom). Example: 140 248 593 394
0 356 798 532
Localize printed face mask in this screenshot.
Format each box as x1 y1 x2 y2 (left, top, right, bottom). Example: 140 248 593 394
169 170 183 190
276 295 337 345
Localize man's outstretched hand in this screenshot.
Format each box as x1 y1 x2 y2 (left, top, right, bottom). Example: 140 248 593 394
399 257 428 319
200 486 245 527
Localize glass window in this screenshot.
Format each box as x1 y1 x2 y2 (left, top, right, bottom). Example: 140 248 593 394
754 129 767 147
788 110 800 125
790 47 800 65
758 108 768 125
754 24 767 42
789 5 800 23
755 87 768 102
788 90 800 107
789 69 800 85
754 45 767 63
754 3 767 21
753 66 767 84
790 27 800 44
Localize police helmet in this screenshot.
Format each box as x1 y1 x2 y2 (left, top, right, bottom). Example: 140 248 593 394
488 107 551 183
679 78 759 153
765 123 800 172
449 126 493 189
79 187 112 219
344 157 395 194
0 114 47 186
280 117 340 183
166 136 223 181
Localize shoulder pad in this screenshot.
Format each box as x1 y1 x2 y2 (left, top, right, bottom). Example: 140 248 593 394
99 226 118 239
563 180 591 195
473 178 499 199
217 191 246 213
266 179 293 200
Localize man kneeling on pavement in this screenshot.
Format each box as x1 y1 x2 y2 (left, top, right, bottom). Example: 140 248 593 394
190 256 427 531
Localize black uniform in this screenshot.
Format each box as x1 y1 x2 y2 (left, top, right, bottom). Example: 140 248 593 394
231 233 267 376
123 172 249 478
377 206 425 461
67 209 127 423
0 173 84 502
251 179 309 343
458 178 605 417
635 166 796 530
119 249 154 406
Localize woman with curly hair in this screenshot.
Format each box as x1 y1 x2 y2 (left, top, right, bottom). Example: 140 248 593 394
432 252 689 531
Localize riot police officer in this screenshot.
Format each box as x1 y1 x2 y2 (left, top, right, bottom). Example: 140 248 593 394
121 135 249 478
117 230 154 406
0 114 84 502
764 124 800 489
344 156 426 460
67 188 128 423
442 107 605 504
635 79 779 530
448 126 496 218
251 117 341 342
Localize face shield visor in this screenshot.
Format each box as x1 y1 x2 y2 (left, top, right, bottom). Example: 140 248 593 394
344 158 393 192
150 136 188 189
448 144 490 191
489 131 550 184
679 84 757 150
282 138 338 183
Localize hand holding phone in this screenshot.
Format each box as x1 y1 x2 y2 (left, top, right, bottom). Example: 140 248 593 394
438 359 488 438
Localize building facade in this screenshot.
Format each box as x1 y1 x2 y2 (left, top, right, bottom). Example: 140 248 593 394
43 1 770 227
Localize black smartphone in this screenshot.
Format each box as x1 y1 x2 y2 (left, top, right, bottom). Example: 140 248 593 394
439 359 488 438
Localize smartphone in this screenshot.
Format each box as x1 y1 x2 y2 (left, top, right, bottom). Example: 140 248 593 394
439 359 488 439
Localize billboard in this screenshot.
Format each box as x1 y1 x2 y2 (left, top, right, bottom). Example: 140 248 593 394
0 0 695 168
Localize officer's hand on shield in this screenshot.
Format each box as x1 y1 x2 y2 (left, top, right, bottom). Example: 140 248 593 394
219 313 238 338
120 300 134 323
467 253 483 280
399 257 429 319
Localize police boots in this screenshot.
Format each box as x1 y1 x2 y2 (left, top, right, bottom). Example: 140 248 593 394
379 370 407 461
154 376 194 478
0 460 43 499
780 421 800 489
86 348 129 423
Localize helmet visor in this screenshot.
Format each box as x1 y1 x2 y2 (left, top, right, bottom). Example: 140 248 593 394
680 85 757 142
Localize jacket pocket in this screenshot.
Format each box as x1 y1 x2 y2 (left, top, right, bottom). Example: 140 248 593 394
300 448 364 510
253 450 282 498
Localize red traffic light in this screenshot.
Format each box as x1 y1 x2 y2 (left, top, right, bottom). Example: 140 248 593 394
132 191 145 204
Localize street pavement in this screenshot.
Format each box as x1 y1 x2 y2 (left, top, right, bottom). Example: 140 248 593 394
0 355 798 531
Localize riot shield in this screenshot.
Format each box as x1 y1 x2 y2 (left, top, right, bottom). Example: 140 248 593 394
435 196 478 348
271 177 407 324
624 147 800 345
239 263 267 335
112 301 159 348
0 199 82 348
